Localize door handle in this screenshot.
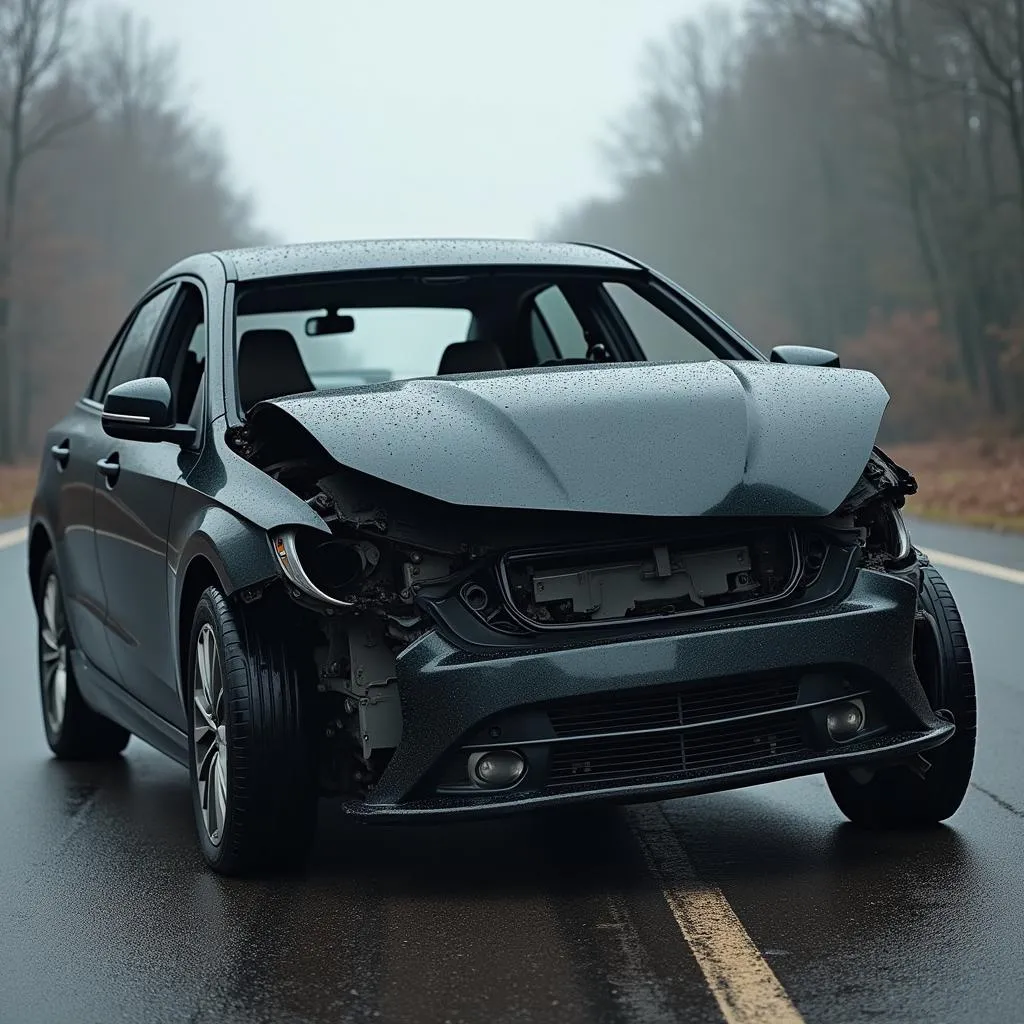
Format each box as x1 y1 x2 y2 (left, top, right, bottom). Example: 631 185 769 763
96 454 121 485
50 441 70 469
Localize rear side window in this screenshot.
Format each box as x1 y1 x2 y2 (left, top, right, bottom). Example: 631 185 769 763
95 286 176 401
530 286 589 360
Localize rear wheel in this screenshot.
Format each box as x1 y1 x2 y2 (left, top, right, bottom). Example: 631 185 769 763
826 563 976 827
36 551 130 760
187 587 318 875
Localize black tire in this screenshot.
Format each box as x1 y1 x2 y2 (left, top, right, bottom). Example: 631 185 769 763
826 563 976 828
36 550 130 760
187 587 318 875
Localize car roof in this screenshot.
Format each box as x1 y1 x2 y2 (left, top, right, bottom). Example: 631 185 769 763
207 238 640 282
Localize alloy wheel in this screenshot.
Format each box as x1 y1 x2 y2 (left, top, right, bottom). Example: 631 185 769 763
193 623 228 845
40 574 68 734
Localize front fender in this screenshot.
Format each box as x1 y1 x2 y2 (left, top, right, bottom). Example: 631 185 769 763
167 422 335 704
168 503 280 706
171 505 278 602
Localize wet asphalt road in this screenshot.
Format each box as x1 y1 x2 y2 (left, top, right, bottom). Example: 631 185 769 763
1 516 1023 1024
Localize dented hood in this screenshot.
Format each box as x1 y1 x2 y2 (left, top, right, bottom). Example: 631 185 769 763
253 361 890 518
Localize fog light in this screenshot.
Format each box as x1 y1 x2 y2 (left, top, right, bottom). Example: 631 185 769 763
470 750 526 788
826 701 865 742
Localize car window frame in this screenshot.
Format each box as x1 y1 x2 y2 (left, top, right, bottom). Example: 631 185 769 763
85 283 180 406
143 275 210 451
598 280 724 364
557 279 638 361
614 275 757 360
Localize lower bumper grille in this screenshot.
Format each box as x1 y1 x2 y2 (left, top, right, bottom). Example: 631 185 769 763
436 672 886 800
547 676 801 737
546 713 809 792
543 676 811 793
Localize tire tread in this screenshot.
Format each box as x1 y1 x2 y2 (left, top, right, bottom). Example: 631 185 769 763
826 563 976 828
190 588 317 875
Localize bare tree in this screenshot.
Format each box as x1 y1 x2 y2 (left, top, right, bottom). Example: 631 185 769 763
548 0 1024 435
0 0 86 462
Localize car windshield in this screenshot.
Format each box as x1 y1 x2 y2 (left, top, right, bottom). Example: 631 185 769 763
235 306 472 389
232 271 723 411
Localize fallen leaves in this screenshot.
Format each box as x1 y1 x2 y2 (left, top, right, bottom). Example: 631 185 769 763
888 439 1024 533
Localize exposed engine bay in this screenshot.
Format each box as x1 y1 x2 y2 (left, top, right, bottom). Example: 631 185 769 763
225 414 918 802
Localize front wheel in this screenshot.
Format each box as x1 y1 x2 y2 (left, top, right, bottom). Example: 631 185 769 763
826 563 976 828
187 587 318 875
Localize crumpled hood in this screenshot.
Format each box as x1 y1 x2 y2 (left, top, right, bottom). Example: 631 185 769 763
253 361 890 518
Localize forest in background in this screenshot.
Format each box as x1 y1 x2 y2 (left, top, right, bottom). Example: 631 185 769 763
2 0 1023 516
0 0 266 464
547 0 1024 445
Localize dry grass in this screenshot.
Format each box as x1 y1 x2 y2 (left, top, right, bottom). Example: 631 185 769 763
888 439 1024 533
0 464 37 519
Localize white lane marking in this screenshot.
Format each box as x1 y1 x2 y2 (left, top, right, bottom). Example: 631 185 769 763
0 526 28 551
920 547 1024 586
628 805 805 1024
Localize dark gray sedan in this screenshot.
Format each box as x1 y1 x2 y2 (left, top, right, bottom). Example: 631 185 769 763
27 239 974 874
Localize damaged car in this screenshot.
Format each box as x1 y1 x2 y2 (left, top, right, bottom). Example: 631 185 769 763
27 239 976 874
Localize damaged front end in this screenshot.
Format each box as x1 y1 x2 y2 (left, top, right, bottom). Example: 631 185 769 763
226 411 921 806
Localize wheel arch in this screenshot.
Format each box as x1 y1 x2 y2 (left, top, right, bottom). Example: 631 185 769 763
171 506 281 714
176 554 223 712
28 520 56 604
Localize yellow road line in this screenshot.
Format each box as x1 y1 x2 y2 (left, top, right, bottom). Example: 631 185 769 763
921 547 1024 586
628 805 805 1024
0 526 28 551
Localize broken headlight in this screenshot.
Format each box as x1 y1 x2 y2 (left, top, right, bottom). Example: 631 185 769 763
271 527 380 607
865 503 912 564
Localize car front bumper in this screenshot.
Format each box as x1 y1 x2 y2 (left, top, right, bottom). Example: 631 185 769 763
348 566 954 820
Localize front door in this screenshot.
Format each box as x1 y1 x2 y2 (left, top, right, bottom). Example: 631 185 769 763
48 400 121 683
95 282 207 728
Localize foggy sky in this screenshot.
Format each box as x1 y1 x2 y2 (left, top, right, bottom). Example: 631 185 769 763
123 0 728 242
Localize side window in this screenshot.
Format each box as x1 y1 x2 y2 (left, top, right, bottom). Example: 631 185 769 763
152 283 207 427
604 283 717 363
86 335 124 402
98 286 176 400
182 324 207 428
530 286 589 360
529 309 558 363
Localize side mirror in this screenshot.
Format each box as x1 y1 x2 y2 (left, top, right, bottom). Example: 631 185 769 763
102 377 196 445
769 345 841 368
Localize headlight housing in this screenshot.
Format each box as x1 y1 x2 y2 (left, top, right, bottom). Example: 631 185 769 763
866 503 912 564
271 527 379 607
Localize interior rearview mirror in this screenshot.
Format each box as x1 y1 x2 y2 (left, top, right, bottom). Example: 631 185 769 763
101 377 196 445
305 312 356 336
769 345 841 368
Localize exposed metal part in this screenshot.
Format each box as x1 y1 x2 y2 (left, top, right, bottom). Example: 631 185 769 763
401 553 456 597
839 448 917 515
498 531 802 631
890 507 911 562
461 582 489 611
528 544 755 621
321 614 402 763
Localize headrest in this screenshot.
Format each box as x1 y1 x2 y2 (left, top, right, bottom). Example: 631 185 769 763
237 329 314 410
437 340 508 376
